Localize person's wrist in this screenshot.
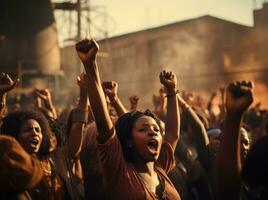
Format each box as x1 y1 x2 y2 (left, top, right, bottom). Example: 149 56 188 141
45 100 53 109
77 100 88 111
84 60 96 67
165 88 179 97
226 110 244 119
109 95 119 104
80 91 88 100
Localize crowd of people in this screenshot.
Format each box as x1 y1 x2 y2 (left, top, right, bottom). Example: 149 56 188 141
0 38 268 200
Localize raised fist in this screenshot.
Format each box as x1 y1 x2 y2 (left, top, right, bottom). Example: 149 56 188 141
102 81 118 98
0 73 19 95
129 95 139 105
76 39 99 65
225 81 254 115
159 70 177 92
34 89 51 101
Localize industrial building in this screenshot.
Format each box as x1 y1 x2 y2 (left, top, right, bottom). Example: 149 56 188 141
1 1 268 108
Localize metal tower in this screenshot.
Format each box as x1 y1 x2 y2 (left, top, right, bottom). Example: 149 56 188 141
52 0 115 47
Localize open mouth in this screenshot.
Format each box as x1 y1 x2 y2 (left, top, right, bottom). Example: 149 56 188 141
147 139 159 151
30 138 39 146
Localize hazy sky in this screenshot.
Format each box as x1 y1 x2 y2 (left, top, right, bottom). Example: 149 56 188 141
93 0 265 37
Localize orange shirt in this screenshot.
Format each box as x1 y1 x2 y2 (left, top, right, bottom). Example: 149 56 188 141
0 135 67 200
29 158 66 200
0 135 43 192
98 131 181 200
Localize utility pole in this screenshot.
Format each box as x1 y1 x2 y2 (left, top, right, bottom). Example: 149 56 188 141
52 0 90 41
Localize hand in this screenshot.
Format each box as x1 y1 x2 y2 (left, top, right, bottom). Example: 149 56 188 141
159 70 177 92
77 72 88 89
0 73 19 95
76 39 99 65
102 81 118 98
129 95 139 105
225 81 254 116
34 88 52 102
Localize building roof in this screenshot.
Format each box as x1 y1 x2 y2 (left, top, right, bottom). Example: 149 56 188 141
99 15 252 42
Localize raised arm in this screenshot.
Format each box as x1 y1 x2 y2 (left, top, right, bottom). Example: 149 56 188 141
178 94 211 170
76 39 113 144
216 81 254 200
159 70 180 150
33 91 42 109
102 81 127 117
67 73 89 158
152 87 167 121
129 95 139 111
0 73 19 120
207 91 217 114
218 85 226 123
34 88 57 119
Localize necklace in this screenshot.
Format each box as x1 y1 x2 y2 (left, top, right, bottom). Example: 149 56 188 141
40 159 52 176
40 158 57 195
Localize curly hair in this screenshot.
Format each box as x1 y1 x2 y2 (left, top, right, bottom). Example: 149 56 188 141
115 109 164 162
0 109 53 158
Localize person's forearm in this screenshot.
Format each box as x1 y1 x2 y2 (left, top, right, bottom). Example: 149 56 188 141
216 112 243 199
130 104 137 111
78 87 88 110
207 96 215 113
158 96 166 114
68 123 85 158
34 97 42 109
109 95 127 117
178 95 210 168
219 91 226 116
85 61 114 143
165 89 180 150
44 98 57 119
187 108 210 167
68 90 88 158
